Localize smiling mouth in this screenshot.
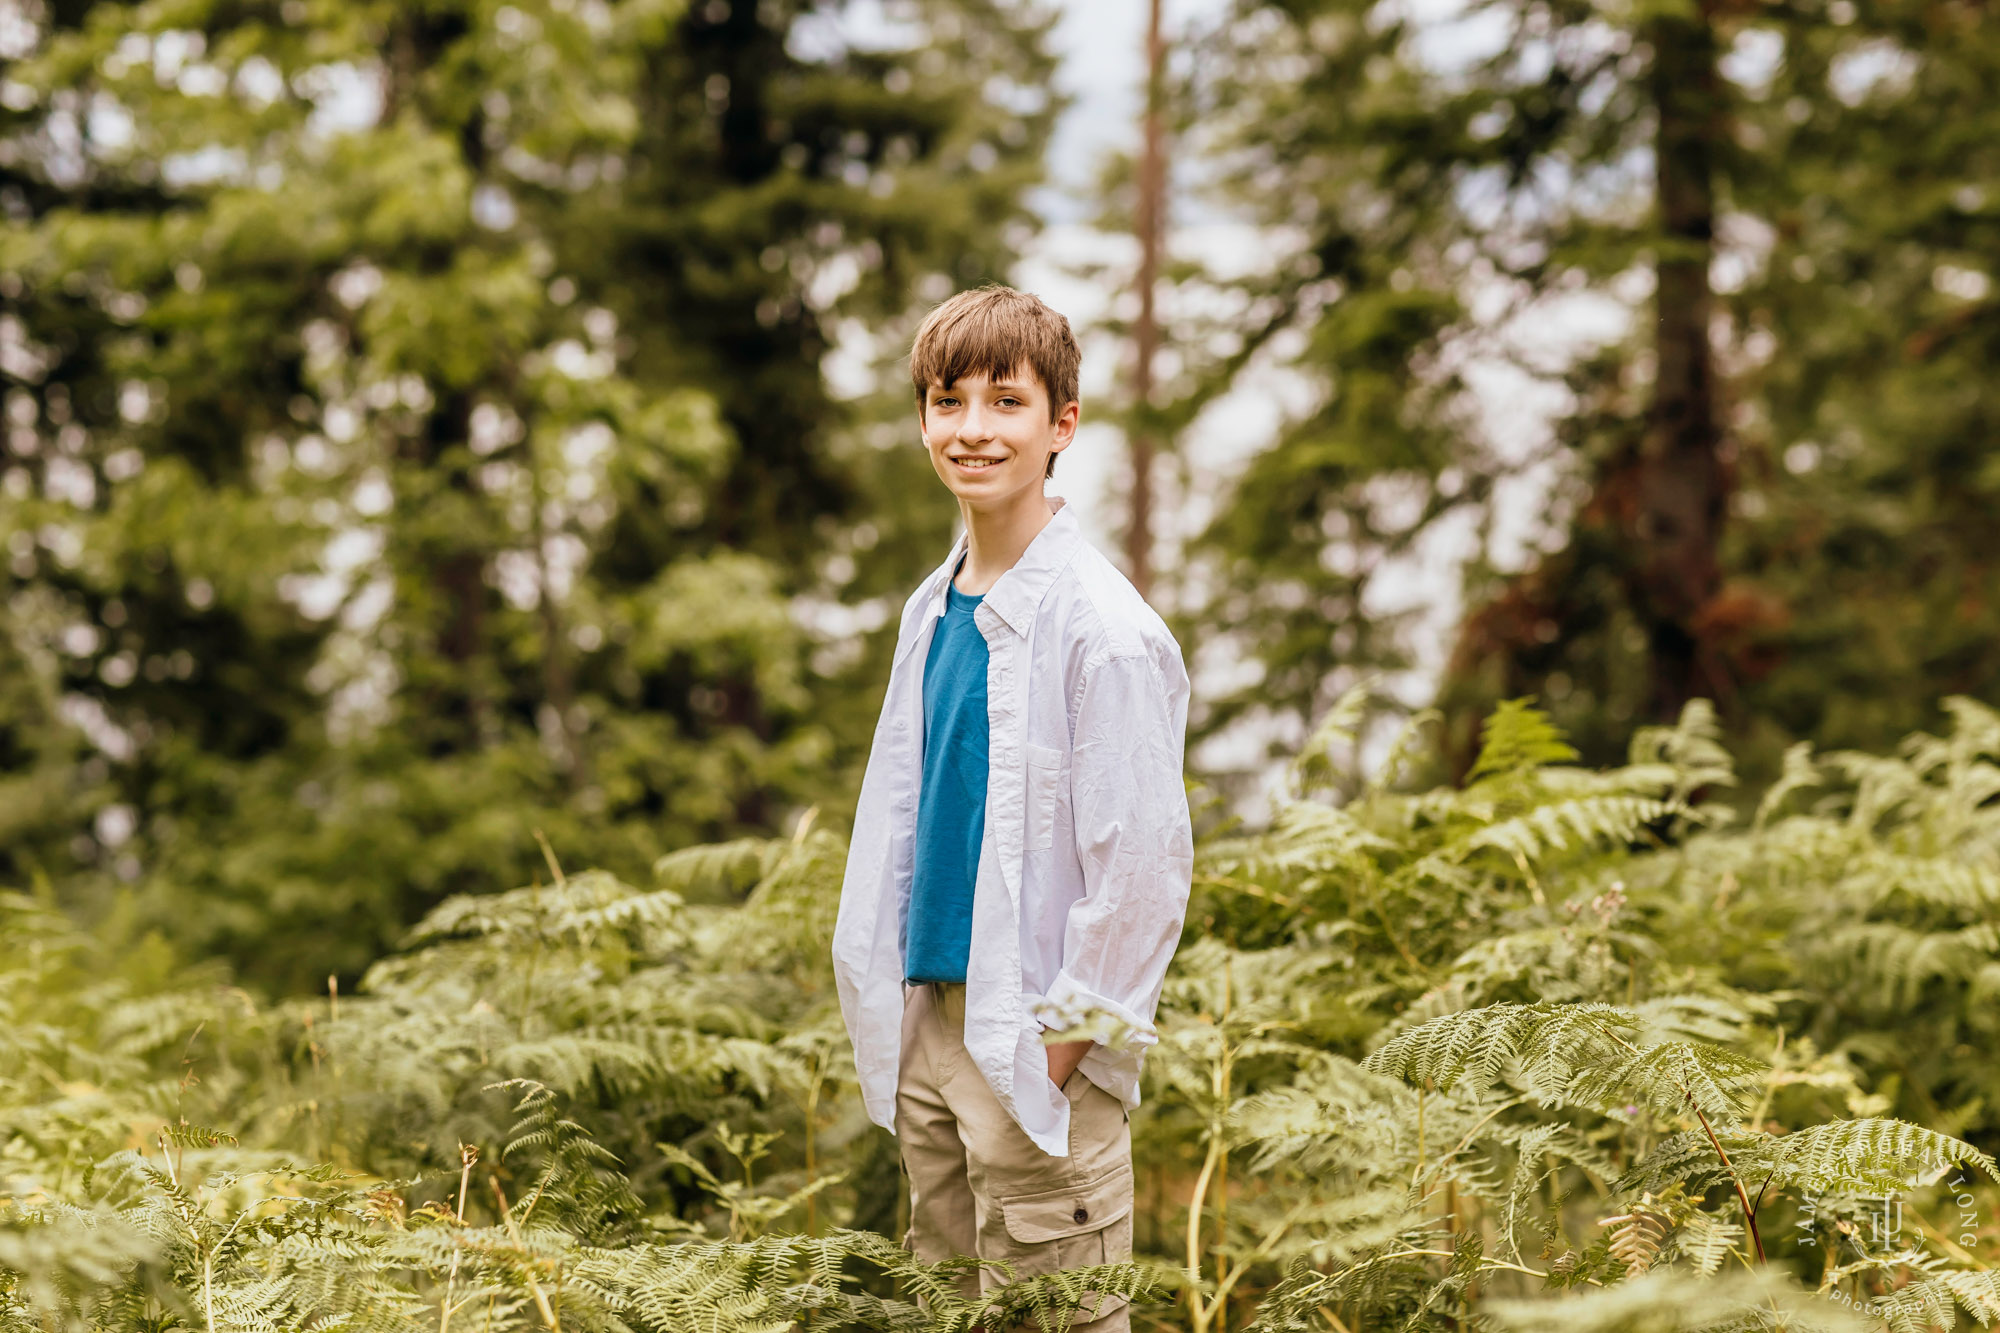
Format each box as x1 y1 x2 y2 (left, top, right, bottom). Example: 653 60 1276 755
953 457 1003 471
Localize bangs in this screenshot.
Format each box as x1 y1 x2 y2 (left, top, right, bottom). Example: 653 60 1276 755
910 285 1080 421
921 315 1036 398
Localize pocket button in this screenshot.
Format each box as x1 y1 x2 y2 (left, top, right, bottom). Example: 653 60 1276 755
1072 1207 1088 1223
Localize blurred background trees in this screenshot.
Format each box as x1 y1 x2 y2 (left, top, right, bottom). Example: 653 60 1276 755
1 0 1054 986
2 0 1998 990
1159 0 2000 798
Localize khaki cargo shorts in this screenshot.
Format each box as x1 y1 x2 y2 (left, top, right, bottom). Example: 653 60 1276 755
895 979 1134 1333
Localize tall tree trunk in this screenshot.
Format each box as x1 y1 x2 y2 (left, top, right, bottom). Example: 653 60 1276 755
380 12 496 752
1635 6 1728 717
415 388 495 751
1440 7 1730 771
1126 0 1166 599
530 454 587 792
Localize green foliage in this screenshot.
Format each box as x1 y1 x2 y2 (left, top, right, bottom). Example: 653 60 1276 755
0 0 1060 989
7 697 2000 1330
1468 700 1585 783
1162 0 2000 793
1148 692 2000 1329
0 819 1163 1331
1478 1268 1876 1333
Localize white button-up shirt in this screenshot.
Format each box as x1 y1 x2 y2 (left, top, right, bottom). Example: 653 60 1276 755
831 495 1195 1157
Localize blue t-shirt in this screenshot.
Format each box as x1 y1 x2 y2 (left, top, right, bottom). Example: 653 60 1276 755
903 559 989 984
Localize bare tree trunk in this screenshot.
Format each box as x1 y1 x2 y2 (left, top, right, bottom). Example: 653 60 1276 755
1636 4 1727 716
1126 0 1166 600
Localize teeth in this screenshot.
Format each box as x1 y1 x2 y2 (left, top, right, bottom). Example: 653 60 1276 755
958 458 999 468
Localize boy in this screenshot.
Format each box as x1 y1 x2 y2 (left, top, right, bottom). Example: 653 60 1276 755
831 285 1195 1332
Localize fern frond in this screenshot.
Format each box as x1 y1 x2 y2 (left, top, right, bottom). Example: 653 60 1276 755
652 837 783 900
1196 799 1392 884
1468 699 1580 783
1631 993 1773 1049
1669 1212 1743 1277
1930 1268 2000 1324
1755 742 1824 831
1616 1117 1997 1201
1761 1118 1999 1195
1492 1122 1617 1261
1468 796 1691 865
1813 921 2000 1012
1362 1001 1640 1098
1614 1130 1762 1197
1849 852 2000 911
1287 680 1373 799
1627 699 1738 803
1598 1193 1672 1277
1567 1040 1766 1122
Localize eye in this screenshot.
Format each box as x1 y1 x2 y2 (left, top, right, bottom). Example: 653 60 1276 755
997 395 1021 407
933 395 960 408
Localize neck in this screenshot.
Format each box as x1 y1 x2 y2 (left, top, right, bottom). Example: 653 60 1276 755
955 488 1057 595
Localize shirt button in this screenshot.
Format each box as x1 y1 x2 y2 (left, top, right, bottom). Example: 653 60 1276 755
1072 1207 1088 1224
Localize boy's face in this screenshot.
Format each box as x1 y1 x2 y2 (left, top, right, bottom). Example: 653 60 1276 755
919 366 1078 510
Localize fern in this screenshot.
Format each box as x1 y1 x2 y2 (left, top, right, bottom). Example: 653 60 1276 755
1364 1001 1667 1108
7 697 2000 1332
1599 1193 1674 1277
1669 1212 1744 1277
1480 1267 1874 1331
1468 698 1582 782
1468 796 1694 864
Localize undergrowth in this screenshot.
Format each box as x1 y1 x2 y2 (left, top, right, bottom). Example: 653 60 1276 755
5 696 1999 1331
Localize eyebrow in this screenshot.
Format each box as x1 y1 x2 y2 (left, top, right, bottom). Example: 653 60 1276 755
928 381 1034 395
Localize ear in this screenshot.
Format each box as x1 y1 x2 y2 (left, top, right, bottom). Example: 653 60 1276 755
1049 399 1080 452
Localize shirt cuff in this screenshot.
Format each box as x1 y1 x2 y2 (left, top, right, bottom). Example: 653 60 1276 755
1029 970 1159 1053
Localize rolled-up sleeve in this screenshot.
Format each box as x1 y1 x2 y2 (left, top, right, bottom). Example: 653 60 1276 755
1035 645 1194 1054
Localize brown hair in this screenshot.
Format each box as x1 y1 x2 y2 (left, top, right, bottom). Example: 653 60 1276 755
910 285 1080 479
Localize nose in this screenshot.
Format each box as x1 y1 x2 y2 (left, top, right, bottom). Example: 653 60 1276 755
954 401 996 444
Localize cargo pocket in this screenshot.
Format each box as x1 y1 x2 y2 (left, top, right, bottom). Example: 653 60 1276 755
1025 743 1062 852
997 1161 1135 1325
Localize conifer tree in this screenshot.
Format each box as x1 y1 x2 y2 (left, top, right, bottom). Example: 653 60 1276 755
0 0 1057 986
1697 4 2000 764
1171 0 2000 790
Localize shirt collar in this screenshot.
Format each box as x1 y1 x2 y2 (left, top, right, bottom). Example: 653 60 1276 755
920 495 1082 639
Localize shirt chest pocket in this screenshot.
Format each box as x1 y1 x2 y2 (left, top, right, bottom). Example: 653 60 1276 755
1024 742 1063 852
